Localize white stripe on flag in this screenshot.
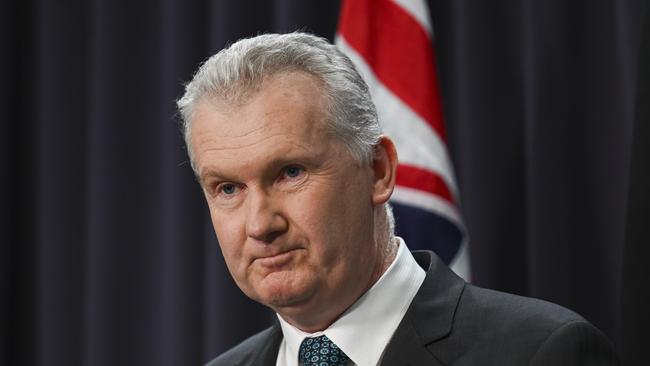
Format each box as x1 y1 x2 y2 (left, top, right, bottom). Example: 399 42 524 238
391 186 464 230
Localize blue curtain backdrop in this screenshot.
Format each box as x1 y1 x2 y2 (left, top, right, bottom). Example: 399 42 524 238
1 0 648 365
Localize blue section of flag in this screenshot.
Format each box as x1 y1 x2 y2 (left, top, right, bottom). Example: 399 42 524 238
391 202 462 264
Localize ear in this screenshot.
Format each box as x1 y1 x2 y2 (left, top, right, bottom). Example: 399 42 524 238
371 135 398 205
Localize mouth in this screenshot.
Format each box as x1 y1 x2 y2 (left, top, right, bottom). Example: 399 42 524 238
255 248 302 269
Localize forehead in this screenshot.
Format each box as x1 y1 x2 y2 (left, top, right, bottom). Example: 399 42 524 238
195 71 330 137
190 71 336 175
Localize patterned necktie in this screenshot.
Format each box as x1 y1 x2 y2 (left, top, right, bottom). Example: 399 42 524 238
298 335 350 366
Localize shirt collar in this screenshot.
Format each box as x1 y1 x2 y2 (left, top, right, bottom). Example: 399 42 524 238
277 237 426 366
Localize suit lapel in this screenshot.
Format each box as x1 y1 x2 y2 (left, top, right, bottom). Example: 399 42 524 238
381 251 466 366
381 315 444 366
243 322 283 366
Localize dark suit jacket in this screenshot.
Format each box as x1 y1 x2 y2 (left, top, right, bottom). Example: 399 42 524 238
206 251 619 365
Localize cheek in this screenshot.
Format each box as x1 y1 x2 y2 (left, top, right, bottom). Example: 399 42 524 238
290 185 366 257
210 209 247 272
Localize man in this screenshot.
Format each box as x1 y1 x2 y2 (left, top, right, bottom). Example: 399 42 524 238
177 32 618 366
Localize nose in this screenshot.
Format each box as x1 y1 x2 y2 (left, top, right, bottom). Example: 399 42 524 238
245 188 288 243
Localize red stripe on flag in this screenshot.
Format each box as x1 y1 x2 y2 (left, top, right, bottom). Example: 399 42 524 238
396 164 455 204
338 0 446 141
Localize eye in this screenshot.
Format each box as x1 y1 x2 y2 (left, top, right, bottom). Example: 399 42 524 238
283 166 304 179
216 183 239 196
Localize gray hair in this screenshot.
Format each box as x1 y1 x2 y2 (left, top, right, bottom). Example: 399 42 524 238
177 32 395 242
177 32 381 168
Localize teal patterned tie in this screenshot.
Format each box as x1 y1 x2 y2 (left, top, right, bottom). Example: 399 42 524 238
298 335 350 366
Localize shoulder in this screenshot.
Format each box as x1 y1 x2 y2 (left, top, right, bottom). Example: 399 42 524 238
527 317 619 365
204 326 278 366
407 251 617 365
458 284 584 332
443 284 618 365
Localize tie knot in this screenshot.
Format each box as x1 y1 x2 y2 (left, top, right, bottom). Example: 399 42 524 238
298 335 349 366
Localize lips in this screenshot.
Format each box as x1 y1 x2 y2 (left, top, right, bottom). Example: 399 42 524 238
255 248 302 269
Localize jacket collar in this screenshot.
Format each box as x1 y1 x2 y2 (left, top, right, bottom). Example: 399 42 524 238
380 250 466 365
244 322 282 366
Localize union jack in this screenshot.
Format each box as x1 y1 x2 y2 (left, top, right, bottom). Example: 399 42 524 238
336 0 470 280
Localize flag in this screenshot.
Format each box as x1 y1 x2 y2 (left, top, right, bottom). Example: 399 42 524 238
336 0 470 280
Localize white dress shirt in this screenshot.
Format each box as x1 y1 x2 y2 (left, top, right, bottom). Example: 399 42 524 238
275 238 426 366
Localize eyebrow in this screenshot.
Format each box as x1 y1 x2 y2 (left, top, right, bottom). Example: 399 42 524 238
198 151 323 184
199 168 229 184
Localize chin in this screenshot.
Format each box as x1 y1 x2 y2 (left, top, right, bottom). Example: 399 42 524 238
255 282 316 310
248 268 311 303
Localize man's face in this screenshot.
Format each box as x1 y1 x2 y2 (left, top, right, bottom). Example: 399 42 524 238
190 71 389 330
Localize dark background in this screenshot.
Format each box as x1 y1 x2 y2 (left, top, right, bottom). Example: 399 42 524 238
2 0 649 365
